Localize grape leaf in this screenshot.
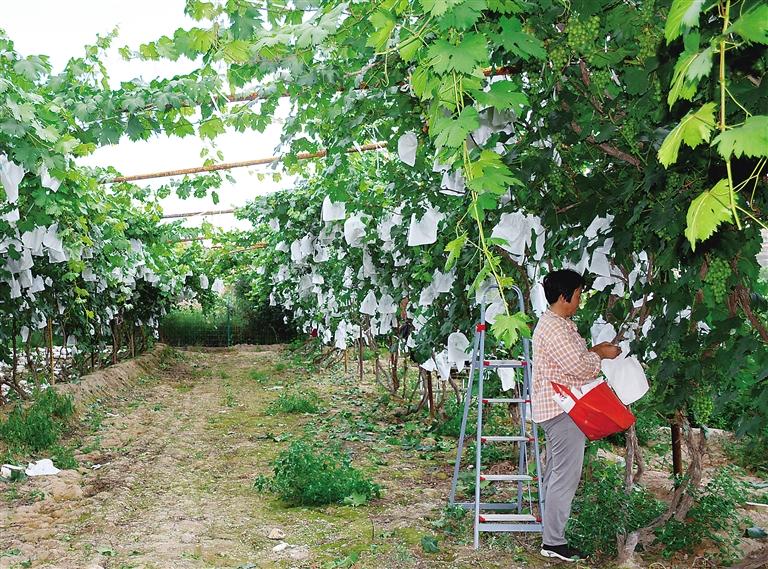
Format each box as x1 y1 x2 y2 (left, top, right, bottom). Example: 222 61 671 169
444 232 468 270
427 34 488 74
665 0 705 43
467 150 522 195
221 40 251 63
667 37 710 107
685 179 734 251
492 311 532 347
658 102 716 167
367 10 396 51
421 0 462 17
432 107 480 149
729 5 768 45
713 116 768 160
474 80 528 110
199 117 226 139
438 0 487 30
496 17 546 60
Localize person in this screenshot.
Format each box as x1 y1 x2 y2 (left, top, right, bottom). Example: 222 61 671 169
531 269 621 562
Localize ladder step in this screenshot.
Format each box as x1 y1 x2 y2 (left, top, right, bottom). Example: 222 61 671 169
479 474 534 482
483 359 527 368
482 398 529 404
481 436 532 443
479 514 538 523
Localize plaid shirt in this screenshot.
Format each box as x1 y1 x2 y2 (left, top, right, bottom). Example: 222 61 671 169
531 309 602 423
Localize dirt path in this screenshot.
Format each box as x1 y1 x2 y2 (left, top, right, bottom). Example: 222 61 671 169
0 346 548 569
2 346 765 569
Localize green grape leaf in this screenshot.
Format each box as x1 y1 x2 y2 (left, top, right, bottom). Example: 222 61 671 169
713 115 768 160
729 5 768 45
467 150 522 195
438 0 487 30
685 179 734 251
220 40 251 63
342 493 369 507
667 39 710 107
658 102 716 167
496 17 546 60
199 117 226 139
367 10 396 51
486 0 526 13
474 80 528 110
427 34 488 74
492 311 532 347
397 33 422 61
432 106 480 149
444 232 468 270
421 0 462 17
665 0 705 43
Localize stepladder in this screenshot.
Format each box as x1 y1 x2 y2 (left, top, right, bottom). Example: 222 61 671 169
448 284 545 548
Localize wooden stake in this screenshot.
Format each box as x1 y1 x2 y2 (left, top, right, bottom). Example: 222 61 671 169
671 420 683 478
47 318 54 385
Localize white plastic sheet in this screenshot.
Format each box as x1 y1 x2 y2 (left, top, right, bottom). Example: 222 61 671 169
199 275 209 289
447 332 470 371
432 269 455 293
378 293 397 315
434 350 451 381
360 290 377 315
491 211 531 261
602 355 649 405
22 227 46 255
344 214 366 248
321 195 346 222
530 283 548 316
498 368 517 391
212 278 225 294
39 164 61 192
0 155 24 203
25 459 60 477
407 207 444 247
397 131 418 167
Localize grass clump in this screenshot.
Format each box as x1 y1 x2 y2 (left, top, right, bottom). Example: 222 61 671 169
249 369 269 383
254 440 381 506
267 391 321 415
0 389 75 452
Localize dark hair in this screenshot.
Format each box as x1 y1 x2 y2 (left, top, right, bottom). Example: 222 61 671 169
543 269 586 304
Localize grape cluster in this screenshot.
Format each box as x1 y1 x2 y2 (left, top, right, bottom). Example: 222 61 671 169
636 0 661 61
662 342 684 362
591 69 612 94
549 45 569 70
704 257 732 303
566 16 600 53
690 387 715 426
623 116 641 153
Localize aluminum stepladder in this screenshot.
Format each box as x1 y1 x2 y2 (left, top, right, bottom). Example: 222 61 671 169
448 284 545 548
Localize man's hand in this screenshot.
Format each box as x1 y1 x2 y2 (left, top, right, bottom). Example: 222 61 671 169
590 342 622 360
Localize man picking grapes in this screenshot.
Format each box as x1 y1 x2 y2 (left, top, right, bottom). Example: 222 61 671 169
532 269 621 562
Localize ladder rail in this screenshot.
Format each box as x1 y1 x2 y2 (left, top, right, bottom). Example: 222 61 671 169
448 327 481 505
473 298 488 549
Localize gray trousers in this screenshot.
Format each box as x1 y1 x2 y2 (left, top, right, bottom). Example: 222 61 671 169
539 412 586 545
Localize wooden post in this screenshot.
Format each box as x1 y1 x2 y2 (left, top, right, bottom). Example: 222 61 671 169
358 327 364 382
671 420 683 478
111 319 118 365
47 318 55 385
11 317 17 386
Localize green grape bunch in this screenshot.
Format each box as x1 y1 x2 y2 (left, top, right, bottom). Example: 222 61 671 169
566 15 600 53
690 386 715 426
704 257 732 304
549 45 569 70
